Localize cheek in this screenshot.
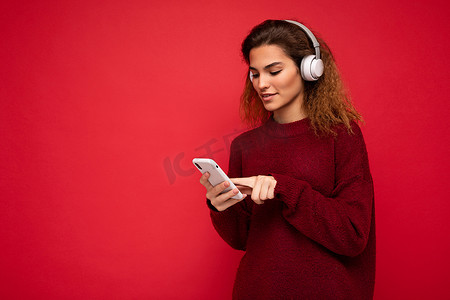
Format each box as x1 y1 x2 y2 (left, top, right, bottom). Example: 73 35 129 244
278 70 302 93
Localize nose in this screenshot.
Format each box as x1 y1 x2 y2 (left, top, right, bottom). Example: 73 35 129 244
257 73 270 91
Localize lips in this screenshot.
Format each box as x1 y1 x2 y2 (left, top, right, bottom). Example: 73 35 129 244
261 93 277 101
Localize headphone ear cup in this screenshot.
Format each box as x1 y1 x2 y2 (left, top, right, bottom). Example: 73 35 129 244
311 58 324 79
300 55 324 81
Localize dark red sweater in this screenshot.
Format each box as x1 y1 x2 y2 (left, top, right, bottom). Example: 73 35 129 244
209 116 375 299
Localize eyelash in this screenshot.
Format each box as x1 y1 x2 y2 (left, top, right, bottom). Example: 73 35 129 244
251 70 282 79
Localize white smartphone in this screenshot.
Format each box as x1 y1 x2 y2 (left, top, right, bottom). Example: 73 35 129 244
193 158 244 200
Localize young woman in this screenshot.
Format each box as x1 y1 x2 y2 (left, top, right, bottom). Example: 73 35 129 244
199 19 375 299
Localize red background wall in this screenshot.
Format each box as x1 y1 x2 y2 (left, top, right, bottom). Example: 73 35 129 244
1 0 449 299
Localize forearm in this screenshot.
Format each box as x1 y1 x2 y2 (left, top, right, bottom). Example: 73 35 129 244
209 199 251 250
272 172 374 257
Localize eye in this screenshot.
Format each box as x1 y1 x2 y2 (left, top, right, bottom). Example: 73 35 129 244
270 70 282 76
251 73 260 79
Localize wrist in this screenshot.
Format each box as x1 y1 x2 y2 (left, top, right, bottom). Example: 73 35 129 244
206 199 219 212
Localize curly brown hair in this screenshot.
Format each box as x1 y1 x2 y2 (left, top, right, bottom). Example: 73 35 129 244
240 19 362 136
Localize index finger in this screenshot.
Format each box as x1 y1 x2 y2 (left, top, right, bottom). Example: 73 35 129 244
230 177 255 188
199 172 213 189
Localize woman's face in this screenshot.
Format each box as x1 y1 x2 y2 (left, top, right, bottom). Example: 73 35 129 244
249 44 306 122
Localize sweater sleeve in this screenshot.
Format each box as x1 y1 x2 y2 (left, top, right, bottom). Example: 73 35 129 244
208 137 252 251
271 123 374 257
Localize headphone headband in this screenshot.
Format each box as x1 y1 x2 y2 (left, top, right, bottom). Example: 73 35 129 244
283 20 324 81
284 20 321 59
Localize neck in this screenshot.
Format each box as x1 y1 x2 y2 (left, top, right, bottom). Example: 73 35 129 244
273 103 307 124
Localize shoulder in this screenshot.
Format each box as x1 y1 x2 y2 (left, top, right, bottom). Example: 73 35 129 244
332 121 372 180
331 121 369 156
333 121 364 141
332 121 370 162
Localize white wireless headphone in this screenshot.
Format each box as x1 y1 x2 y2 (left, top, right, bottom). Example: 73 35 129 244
249 20 324 82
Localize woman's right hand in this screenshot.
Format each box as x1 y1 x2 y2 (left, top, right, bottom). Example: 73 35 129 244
199 172 247 211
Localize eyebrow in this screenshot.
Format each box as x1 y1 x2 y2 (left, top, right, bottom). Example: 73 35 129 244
249 62 284 71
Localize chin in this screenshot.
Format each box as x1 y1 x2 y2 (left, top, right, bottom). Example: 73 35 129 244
262 102 279 112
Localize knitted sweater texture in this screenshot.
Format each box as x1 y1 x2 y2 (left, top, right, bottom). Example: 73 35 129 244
209 116 376 299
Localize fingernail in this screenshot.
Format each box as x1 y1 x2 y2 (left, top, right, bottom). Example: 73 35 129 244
204 172 209 177
233 189 238 194
224 181 230 187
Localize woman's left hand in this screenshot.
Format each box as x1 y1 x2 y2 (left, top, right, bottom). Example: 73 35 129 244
231 176 277 205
